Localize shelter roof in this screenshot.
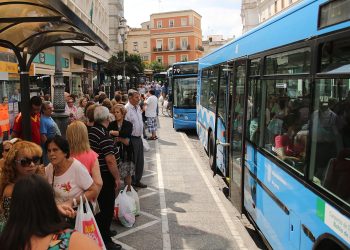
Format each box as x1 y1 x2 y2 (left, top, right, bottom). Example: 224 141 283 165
0 0 108 60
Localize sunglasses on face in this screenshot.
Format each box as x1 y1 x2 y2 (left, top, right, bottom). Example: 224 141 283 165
3 148 11 152
15 156 41 167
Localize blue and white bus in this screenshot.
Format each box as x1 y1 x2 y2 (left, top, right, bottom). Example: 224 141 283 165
197 0 350 249
171 61 198 130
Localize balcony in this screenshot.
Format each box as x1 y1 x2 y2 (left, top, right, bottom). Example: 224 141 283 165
153 47 162 52
197 45 204 51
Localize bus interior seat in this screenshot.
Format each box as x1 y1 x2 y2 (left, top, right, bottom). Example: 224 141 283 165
323 148 350 201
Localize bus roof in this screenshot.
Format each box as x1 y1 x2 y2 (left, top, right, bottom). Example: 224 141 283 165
172 61 198 66
199 0 350 69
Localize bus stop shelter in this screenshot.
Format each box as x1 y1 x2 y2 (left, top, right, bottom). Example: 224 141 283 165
0 0 108 140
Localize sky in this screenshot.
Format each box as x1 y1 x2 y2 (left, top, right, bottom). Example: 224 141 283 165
124 0 243 39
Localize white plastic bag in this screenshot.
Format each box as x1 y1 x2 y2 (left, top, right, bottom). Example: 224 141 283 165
126 186 140 216
163 100 169 109
114 194 120 221
117 190 136 227
142 137 150 152
159 95 164 105
75 196 106 250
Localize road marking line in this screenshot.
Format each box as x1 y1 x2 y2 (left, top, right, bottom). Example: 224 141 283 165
142 172 157 178
146 187 158 192
155 140 171 250
180 132 248 250
112 220 160 239
139 191 157 199
140 211 161 221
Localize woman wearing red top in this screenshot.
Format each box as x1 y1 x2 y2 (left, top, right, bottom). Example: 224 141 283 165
274 116 304 161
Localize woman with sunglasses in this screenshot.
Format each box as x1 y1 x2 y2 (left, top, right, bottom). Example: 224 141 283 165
0 140 13 172
0 175 100 250
45 136 99 218
0 140 44 225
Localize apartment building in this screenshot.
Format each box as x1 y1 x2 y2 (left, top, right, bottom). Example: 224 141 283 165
202 35 234 56
150 10 203 67
109 0 125 55
126 21 151 64
241 0 301 33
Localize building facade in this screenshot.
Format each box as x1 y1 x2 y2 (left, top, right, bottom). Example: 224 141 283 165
126 21 151 64
202 35 234 56
109 0 125 55
150 10 203 67
241 0 301 33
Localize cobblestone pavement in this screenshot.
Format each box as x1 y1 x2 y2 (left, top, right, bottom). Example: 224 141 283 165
110 113 265 250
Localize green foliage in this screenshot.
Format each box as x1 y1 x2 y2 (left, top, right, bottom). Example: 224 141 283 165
104 55 122 77
126 53 144 76
104 52 144 77
148 61 165 73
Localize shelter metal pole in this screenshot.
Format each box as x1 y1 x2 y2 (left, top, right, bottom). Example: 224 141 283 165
52 46 69 138
19 70 31 141
123 37 126 91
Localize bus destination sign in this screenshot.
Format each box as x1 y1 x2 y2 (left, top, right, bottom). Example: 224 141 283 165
173 63 198 75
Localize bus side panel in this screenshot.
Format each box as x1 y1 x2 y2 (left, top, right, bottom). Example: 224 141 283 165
197 105 215 151
255 152 291 250
216 117 227 176
244 144 258 222
251 151 350 249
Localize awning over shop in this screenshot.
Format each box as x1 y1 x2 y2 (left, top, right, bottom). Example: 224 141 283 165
0 0 109 141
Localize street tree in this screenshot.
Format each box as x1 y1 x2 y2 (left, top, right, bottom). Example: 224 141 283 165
104 55 122 90
149 61 165 73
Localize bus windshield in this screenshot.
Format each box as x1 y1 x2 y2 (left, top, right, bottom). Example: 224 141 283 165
173 77 197 108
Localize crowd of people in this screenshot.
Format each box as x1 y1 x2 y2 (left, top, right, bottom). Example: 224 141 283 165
0 83 163 250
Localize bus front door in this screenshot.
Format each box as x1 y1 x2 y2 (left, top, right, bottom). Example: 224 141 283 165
229 60 246 214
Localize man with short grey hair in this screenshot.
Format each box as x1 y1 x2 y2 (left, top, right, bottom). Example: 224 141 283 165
88 105 122 250
125 89 147 188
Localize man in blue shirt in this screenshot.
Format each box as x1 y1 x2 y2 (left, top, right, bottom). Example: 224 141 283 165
40 101 60 164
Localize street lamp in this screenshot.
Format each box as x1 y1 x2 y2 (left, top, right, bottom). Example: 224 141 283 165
119 17 128 91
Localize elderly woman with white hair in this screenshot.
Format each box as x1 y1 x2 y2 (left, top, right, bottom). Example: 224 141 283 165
88 105 122 250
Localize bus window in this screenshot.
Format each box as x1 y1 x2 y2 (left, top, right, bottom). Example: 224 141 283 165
310 78 350 204
319 37 350 74
249 58 261 76
265 47 311 75
231 62 245 162
200 70 209 108
245 78 261 145
208 67 219 111
218 67 227 118
263 79 311 174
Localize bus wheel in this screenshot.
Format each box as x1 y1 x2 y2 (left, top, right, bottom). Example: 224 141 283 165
208 132 215 170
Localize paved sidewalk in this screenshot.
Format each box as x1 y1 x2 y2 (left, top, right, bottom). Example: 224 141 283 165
111 114 261 250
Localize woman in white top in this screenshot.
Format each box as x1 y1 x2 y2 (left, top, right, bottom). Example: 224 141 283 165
76 97 88 122
45 136 98 209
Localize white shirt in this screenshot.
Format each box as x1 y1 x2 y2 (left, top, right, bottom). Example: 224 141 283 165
145 95 158 118
125 102 144 137
45 159 93 204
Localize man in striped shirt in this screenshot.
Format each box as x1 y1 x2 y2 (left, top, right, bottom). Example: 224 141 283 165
88 105 121 250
